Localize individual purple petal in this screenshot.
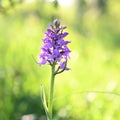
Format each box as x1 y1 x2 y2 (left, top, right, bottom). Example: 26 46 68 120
39 59 47 65
62 32 68 38
61 26 67 30
59 61 70 71
60 61 66 69
65 67 70 70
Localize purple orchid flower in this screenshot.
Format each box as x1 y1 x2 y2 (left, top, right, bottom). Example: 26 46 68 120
39 19 71 74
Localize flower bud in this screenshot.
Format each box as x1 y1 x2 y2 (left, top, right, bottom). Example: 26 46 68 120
53 19 60 28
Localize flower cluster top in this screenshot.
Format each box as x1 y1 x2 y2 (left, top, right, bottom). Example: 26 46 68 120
39 19 71 73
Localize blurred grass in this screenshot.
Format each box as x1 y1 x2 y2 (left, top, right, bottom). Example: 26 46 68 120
0 0 120 120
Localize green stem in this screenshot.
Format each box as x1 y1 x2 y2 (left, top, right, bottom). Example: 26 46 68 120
48 63 55 120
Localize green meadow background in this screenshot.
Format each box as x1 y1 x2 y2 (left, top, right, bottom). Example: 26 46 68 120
0 0 120 120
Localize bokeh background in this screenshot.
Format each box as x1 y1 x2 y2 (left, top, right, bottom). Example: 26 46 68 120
0 0 120 120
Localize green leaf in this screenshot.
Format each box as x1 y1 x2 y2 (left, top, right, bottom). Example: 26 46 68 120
40 85 50 119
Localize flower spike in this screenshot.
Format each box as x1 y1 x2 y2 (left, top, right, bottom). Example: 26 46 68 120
39 19 71 72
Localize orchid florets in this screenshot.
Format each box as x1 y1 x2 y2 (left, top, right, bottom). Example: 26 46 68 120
39 19 71 74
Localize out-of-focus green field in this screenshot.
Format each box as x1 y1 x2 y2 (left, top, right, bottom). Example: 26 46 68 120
0 0 120 120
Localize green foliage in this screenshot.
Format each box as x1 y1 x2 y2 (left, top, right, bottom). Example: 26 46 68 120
0 0 120 120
